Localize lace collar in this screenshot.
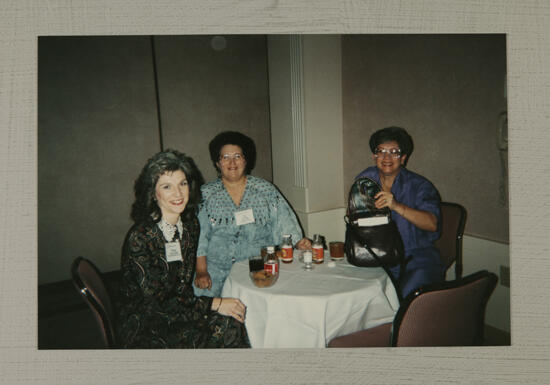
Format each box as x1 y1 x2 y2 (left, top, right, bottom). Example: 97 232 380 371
156 217 183 242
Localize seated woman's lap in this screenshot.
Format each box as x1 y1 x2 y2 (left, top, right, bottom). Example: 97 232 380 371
389 250 445 298
398 266 445 298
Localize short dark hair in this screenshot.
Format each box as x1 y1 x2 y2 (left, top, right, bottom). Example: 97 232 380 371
369 126 414 166
130 149 204 224
208 131 256 174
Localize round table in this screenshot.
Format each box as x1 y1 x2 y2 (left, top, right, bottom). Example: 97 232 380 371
221 253 400 348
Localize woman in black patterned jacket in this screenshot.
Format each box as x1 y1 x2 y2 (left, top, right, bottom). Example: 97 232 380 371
117 149 250 348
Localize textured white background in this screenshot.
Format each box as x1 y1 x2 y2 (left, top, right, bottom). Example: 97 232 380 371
1 0 549 384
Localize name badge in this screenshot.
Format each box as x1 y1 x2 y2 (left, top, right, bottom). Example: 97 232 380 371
235 208 255 226
165 241 182 262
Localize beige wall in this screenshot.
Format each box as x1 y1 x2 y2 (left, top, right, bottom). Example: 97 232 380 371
342 34 508 243
302 35 345 213
155 35 272 183
38 36 159 284
458 236 510 332
269 35 345 242
38 35 272 284
271 34 510 246
267 36 307 210
268 34 509 333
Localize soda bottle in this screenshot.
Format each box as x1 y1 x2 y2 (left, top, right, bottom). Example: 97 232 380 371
312 234 324 264
281 234 294 263
264 245 279 275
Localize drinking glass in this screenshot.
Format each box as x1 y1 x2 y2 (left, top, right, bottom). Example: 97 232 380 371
302 250 313 270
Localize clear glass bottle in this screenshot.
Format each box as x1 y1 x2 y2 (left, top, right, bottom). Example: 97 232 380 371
312 234 324 264
280 234 294 263
302 250 313 270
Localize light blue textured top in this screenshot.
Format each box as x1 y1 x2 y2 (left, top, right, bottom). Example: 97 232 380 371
193 176 303 297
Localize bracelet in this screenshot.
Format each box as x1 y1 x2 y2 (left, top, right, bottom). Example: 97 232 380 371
402 205 407 217
215 298 222 312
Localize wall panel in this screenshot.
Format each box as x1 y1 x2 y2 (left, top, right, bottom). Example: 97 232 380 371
38 35 272 283
38 36 160 283
156 35 272 183
342 34 508 243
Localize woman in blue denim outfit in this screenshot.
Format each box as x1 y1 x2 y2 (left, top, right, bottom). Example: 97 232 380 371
193 131 311 297
355 126 445 298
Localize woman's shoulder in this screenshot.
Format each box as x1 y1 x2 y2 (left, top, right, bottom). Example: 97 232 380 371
247 176 283 202
247 175 277 192
400 168 433 185
355 166 378 180
399 168 439 195
121 222 161 259
124 221 159 242
200 178 224 198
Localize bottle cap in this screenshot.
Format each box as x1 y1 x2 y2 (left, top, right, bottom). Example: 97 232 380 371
267 246 275 253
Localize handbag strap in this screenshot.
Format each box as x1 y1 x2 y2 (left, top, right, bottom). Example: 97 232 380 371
360 238 404 304
345 214 405 303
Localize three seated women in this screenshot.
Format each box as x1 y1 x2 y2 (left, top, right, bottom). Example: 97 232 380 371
117 127 443 348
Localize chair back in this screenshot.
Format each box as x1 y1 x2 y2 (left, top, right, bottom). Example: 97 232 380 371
391 270 497 346
71 257 116 348
435 202 467 279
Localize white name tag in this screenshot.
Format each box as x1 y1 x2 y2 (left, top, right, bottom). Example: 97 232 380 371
356 216 389 226
165 241 182 262
235 208 255 226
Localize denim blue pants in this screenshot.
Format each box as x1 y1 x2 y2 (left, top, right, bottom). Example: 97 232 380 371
389 250 445 299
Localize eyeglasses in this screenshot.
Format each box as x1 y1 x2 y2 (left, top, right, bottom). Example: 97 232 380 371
374 148 402 159
219 153 244 163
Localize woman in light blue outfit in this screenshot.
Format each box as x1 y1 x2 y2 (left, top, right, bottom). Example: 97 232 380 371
193 131 311 297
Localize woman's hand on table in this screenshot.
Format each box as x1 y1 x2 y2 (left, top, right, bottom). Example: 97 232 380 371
215 298 247 323
295 237 312 250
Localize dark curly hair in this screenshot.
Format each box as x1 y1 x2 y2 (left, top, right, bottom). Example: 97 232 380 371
130 149 204 224
208 131 256 174
369 126 414 166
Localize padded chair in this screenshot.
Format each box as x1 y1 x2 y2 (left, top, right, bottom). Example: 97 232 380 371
435 202 467 279
328 270 497 347
71 257 116 348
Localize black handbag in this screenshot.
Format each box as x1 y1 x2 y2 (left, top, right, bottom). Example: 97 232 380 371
345 218 404 268
344 177 406 300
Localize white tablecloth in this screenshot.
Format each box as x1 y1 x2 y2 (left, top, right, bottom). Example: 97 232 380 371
221 254 400 348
